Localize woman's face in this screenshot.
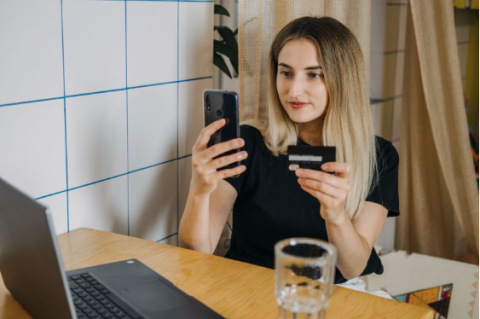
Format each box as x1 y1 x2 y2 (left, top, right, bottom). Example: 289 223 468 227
276 39 329 125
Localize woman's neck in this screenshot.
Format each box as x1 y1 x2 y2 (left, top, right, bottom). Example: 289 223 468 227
298 117 325 146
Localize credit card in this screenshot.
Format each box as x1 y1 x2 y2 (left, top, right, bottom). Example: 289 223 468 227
287 145 336 172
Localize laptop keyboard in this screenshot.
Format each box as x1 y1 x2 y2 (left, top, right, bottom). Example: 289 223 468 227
68 272 142 319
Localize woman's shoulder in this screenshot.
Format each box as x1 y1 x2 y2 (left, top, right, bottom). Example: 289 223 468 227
239 123 264 143
239 123 272 155
240 123 261 134
374 136 399 167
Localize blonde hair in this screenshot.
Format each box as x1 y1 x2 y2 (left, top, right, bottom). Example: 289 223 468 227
246 16 376 219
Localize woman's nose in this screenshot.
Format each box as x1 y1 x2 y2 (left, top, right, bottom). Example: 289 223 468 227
288 76 305 98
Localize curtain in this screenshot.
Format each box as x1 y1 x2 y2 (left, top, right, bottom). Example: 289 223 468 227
396 0 479 260
238 0 371 121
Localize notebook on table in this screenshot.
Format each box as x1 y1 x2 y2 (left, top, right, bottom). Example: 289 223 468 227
0 177 224 319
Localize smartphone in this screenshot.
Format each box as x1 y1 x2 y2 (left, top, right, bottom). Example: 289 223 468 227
203 89 240 170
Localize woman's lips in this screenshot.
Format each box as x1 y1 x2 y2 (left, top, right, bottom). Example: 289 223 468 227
289 101 309 109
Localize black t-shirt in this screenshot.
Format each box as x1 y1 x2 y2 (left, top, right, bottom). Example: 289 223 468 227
224 125 400 284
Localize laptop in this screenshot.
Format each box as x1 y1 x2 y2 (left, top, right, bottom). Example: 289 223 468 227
0 177 225 319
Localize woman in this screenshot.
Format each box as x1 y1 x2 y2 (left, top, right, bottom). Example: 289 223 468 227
179 16 399 287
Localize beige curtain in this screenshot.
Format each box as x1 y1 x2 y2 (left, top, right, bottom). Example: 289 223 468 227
396 0 479 260
238 0 371 121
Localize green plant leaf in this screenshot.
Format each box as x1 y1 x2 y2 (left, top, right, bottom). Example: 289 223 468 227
214 52 232 79
233 28 238 36
216 27 237 49
214 43 237 75
214 40 236 61
216 27 238 74
214 4 230 17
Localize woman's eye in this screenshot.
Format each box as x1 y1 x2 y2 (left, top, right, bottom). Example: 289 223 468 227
280 70 290 76
309 73 322 79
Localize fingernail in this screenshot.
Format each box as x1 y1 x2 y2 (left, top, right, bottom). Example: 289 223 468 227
322 164 328 170
296 169 303 175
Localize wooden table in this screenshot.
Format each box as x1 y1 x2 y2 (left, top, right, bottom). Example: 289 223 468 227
0 228 434 319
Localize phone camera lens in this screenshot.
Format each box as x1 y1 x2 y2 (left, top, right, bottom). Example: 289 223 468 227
205 95 211 110
217 109 223 117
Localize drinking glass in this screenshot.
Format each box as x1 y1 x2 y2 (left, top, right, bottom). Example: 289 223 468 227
275 238 337 319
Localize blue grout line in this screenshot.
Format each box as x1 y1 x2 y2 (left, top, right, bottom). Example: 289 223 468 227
129 80 178 90
156 232 178 243
65 88 128 99
34 155 193 201
68 173 130 192
35 190 68 200
128 157 179 174
176 76 212 83
384 50 405 55
125 0 130 237
60 0 70 233
176 0 180 246
370 95 403 105
0 96 65 108
0 77 213 108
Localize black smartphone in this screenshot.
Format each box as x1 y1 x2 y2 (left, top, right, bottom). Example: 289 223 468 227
203 89 240 170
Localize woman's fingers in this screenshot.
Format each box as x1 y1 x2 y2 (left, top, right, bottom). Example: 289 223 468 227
295 165 351 205
206 151 248 172
300 184 336 206
298 177 341 198
193 118 226 153
204 138 244 162
213 165 247 180
192 119 245 164
190 119 247 195
321 162 350 179
197 164 246 184
295 169 345 188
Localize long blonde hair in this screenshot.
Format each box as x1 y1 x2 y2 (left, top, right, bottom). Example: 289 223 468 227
246 16 376 219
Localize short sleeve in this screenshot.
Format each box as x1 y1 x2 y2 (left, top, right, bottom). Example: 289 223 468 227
224 125 258 194
366 137 400 217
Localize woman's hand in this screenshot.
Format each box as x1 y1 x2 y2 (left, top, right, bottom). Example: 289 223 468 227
295 162 351 223
190 119 247 196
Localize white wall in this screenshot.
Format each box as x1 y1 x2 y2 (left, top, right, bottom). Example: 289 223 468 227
0 0 214 245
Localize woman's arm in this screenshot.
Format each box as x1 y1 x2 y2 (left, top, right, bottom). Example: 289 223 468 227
325 201 387 279
296 163 387 279
179 119 247 254
180 180 238 254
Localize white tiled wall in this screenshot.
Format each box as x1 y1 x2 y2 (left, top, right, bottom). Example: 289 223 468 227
128 84 177 171
0 1 64 105
126 1 178 87
0 0 214 244
129 161 178 242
